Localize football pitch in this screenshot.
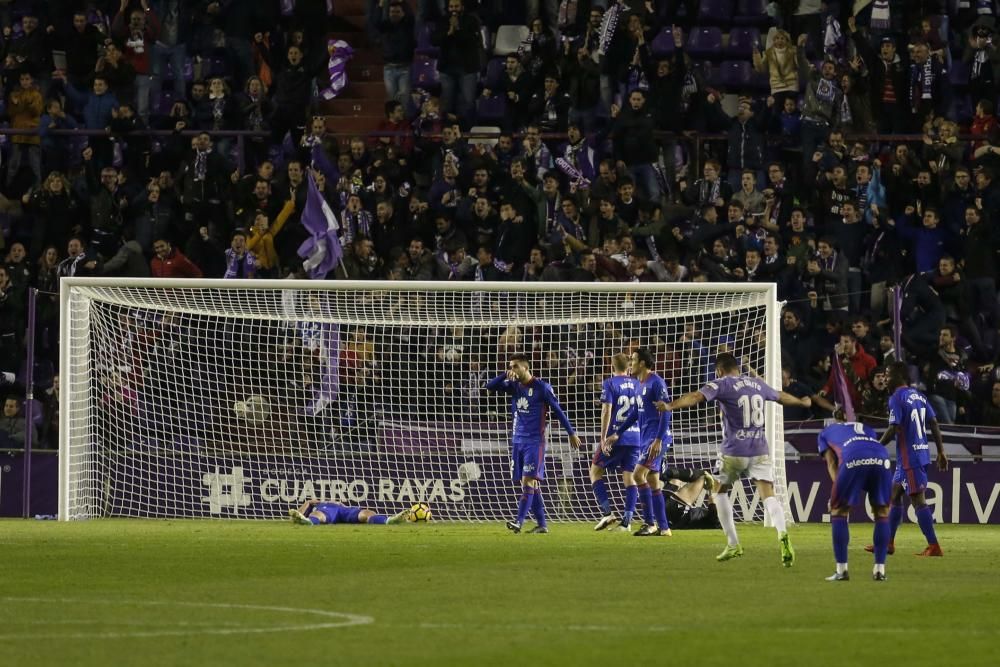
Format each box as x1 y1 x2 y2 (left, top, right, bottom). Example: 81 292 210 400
3 521 998 666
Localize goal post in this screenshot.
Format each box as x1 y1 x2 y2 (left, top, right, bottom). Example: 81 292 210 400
59 278 788 522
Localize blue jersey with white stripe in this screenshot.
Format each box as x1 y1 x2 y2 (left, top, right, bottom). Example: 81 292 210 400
486 374 576 446
888 387 936 469
601 375 640 447
616 372 672 447
817 422 880 465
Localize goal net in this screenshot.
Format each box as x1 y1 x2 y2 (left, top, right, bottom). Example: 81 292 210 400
60 279 786 522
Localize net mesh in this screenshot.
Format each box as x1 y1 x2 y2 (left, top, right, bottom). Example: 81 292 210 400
62 282 785 522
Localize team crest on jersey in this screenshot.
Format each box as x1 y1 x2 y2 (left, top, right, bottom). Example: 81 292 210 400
528 388 533 397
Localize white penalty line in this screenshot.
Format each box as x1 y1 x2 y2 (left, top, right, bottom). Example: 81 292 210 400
0 597 373 641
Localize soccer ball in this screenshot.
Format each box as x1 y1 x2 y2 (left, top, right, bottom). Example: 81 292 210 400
408 502 432 522
234 395 271 425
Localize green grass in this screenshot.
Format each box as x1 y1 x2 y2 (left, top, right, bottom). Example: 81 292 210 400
2 521 998 666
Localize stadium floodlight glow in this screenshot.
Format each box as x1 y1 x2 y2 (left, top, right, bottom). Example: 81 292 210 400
60 279 788 523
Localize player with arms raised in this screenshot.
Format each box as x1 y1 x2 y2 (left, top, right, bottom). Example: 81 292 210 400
818 414 893 581
659 353 811 564
486 353 582 534
590 353 641 531
603 348 674 536
866 362 949 556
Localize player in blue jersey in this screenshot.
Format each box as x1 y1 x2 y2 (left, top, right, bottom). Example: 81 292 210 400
659 353 812 565
591 353 642 531
485 353 582 534
817 414 894 581
865 362 949 557
288 499 412 525
603 348 674 536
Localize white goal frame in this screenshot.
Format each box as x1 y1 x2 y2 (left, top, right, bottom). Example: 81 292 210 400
59 278 785 522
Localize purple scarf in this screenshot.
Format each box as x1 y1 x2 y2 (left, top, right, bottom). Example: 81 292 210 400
321 40 355 101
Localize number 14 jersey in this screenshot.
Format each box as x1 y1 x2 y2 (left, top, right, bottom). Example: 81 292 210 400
888 386 936 470
699 375 780 458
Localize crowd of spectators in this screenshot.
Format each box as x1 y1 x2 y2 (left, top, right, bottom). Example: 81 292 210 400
6 0 1000 449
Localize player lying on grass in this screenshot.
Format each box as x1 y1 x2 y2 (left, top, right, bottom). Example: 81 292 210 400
289 500 412 525
486 353 582 534
591 352 642 531
662 467 720 530
865 362 949 557
818 413 893 581
658 353 811 564
603 348 674 536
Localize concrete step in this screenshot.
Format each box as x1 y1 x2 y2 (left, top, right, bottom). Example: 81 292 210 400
322 97 384 116
347 61 384 82
321 114 382 138
339 81 387 99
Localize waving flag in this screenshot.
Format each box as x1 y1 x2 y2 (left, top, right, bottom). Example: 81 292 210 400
831 351 856 421
297 172 343 279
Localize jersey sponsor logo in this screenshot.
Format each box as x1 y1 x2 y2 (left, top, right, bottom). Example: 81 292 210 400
516 397 529 411
911 443 930 451
734 428 765 440
846 457 890 469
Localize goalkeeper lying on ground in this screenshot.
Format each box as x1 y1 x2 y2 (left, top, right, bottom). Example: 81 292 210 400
662 468 721 530
289 500 411 525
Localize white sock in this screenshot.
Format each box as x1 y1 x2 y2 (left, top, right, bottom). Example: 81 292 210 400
836 562 848 575
874 563 885 575
714 492 740 546
764 496 787 534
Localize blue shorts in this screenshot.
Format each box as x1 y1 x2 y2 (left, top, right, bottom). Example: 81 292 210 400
512 441 546 481
592 444 641 473
832 461 893 510
637 439 671 472
312 502 362 524
893 463 929 494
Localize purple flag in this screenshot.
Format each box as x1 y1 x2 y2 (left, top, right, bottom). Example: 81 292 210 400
297 321 340 414
892 285 903 358
311 143 339 184
831 350 856 421
297 173 343 279
555 157 591 190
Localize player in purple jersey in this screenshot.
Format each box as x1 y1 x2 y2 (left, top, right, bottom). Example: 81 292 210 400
864 362 949 557
590 353 642 531
659 353 811 565
603 348 674 537
288 499 412 525
817 412 893 582
485 353 582 534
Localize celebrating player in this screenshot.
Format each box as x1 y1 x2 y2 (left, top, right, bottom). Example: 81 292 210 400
288 499 411 525
658 352 811 565
603 348 674 536
590 353 641 531
818 415 893 581
865 362 949 557
486 353 582 534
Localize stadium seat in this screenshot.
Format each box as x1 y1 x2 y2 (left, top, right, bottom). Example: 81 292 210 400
476 95 507 123
484 57 505 89
494 25 529 56
686 28 724 60
697 0 735 26
726 28 760 59
411 56 440 89
415 23 439 57
733 0 771 27
467 126 501 148
719 60 753 90
650 28 677 58
949 61 970 88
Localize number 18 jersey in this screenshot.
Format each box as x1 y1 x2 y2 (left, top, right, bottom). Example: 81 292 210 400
699 375 780 457
601 375 640 447
888 386 936 469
